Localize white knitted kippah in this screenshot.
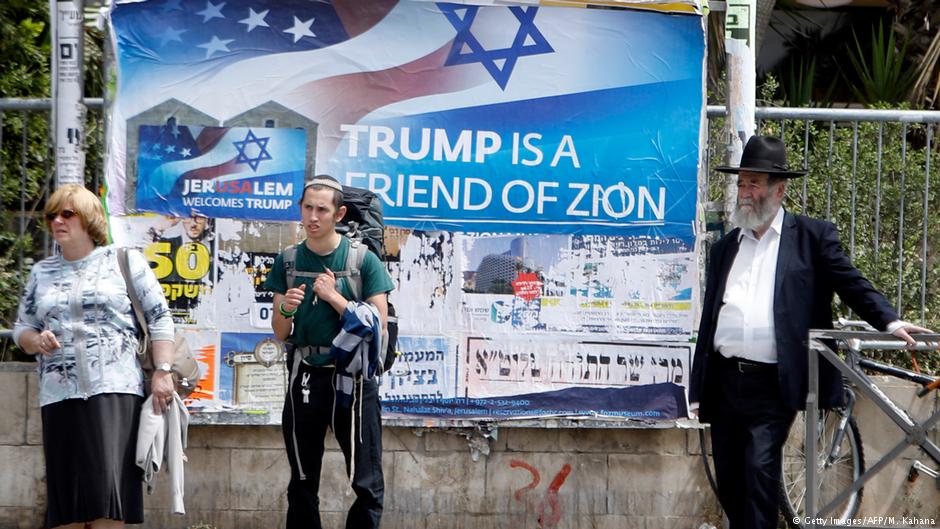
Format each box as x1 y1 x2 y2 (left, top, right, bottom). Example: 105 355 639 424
304 177 342 192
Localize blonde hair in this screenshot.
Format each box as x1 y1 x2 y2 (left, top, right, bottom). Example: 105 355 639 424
44 184 109 246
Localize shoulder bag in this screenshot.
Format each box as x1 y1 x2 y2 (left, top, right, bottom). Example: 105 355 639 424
117 247 200 398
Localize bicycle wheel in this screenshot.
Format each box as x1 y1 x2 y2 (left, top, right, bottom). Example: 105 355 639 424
780 410 865 528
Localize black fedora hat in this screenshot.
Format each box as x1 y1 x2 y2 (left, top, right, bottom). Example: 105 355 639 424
715 135 806 178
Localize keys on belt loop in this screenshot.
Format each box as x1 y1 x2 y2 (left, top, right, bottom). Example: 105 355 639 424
301 372 311 403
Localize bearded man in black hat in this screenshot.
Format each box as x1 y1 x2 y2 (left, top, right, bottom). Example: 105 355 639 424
689 135 931 529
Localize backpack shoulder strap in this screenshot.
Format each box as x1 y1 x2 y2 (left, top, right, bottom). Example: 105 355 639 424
282 243 299 288
343 239 368 301
283 243 321 285
117 247 150 341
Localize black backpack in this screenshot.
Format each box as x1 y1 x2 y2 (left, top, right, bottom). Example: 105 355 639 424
337 185 386 259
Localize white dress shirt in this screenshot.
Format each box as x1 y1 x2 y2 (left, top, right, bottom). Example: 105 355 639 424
714 207 786 364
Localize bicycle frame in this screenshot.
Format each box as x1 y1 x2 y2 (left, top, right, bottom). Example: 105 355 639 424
805 329 940 528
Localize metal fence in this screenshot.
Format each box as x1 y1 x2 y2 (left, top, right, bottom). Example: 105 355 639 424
2 101 940 334
0 97 104 285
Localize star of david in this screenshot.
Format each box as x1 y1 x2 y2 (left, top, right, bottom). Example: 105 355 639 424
440 5 554 90
232 130 272 171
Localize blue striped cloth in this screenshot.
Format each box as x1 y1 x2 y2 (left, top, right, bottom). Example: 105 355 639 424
330 302 381 407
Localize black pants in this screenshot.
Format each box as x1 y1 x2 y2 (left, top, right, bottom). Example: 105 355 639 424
709 357 796 529
282 360 384 529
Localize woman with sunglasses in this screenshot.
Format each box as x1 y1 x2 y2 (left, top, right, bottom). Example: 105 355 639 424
12 184 176 529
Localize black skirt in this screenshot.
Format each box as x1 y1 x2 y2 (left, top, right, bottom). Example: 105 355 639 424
41 393 144 527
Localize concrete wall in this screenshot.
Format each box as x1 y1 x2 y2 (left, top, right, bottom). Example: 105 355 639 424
1 362 937 529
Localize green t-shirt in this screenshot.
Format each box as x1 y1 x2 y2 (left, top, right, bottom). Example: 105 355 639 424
263 237 394 364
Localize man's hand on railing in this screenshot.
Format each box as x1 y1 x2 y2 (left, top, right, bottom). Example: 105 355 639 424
836 318 939 350
887 320 936 348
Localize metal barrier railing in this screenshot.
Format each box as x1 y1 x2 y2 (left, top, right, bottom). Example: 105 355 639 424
0 98 104 294
805 328 940 528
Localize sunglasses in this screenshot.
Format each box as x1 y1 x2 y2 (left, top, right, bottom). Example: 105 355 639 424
45 209 78 222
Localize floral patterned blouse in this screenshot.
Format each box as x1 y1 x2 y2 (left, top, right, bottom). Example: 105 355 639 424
13 245 175 407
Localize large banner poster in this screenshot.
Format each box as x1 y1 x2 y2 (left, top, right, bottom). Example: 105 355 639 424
105 0 705 421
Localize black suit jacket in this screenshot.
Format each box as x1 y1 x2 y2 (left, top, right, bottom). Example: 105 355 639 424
690 212 899 422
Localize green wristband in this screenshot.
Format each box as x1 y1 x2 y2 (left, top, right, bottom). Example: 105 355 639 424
279 302 298 318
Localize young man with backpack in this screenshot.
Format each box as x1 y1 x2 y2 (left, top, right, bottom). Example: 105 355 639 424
264 174 394 529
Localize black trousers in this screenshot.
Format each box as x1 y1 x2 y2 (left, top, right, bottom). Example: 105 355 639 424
282 361 384 529
709 357 796 529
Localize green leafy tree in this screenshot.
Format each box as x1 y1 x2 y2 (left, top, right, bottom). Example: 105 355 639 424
0 2 51 361
0 1 50 98
0 2 104 360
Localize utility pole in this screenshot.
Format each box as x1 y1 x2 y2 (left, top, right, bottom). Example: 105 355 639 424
723 0 756 219
50 0 86 188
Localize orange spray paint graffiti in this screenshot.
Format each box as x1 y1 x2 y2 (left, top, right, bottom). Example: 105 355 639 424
510 459 572 528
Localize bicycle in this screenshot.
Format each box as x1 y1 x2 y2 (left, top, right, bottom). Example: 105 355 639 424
779 319 940 528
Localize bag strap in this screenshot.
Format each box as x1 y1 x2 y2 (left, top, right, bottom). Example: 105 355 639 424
344 239 367 301
283 243 298 289
117 247 150 344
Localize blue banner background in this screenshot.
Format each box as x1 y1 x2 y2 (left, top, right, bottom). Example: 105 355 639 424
330 79 701 237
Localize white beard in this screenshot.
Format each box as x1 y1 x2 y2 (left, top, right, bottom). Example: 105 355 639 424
732 197 780 232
